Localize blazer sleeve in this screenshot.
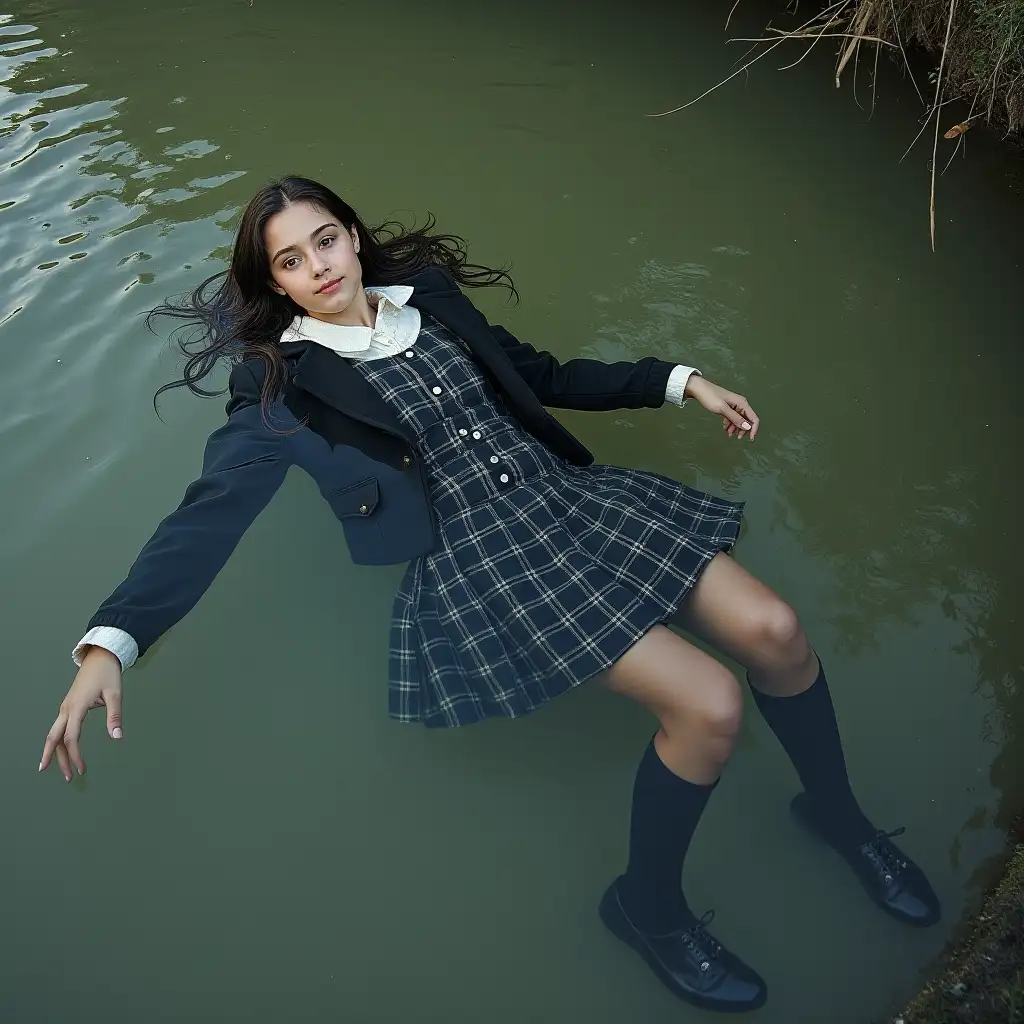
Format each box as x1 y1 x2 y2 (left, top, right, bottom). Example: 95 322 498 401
430 266 678 412
85 364 291 658
487 321 676 412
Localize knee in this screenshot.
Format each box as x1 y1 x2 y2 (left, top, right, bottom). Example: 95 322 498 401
700 668 744 743
750 599 808 668
667 664 744 745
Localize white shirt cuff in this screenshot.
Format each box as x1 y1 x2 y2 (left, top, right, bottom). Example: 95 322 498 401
665 365 701 407
73 627 139 671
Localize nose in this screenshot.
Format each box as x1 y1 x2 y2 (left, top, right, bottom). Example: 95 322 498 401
311 253 331 277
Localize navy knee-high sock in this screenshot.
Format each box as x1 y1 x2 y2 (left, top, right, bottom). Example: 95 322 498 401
749 661 874 846
618 738 716 935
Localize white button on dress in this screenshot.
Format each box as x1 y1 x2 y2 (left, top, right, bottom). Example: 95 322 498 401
405 350 415 358
489 456 499 464
432 386 442 395
499 473 510 484
458 428 468 437
472 430 482 440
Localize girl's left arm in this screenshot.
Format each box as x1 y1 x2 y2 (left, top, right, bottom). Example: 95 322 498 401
489 320 760 440
437 269 759 436
487 321 676 412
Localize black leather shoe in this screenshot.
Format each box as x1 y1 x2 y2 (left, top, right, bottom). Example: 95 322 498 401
791 793 941 927
599 879 768 1013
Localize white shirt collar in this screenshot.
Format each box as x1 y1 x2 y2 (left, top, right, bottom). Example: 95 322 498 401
280 285 418 355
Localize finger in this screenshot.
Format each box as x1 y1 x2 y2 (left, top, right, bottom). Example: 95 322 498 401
40 712 69 772
746 409 760 440
63 708 87 776
735 400 760 440
721 403 749 432
104 689 123 740
726 404 756 441
55 742 73 783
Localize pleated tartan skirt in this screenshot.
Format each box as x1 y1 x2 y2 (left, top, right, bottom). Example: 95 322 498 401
354 317 744 728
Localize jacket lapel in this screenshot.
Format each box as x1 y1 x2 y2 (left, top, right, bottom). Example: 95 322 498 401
286 340 410 439
408 269 543 414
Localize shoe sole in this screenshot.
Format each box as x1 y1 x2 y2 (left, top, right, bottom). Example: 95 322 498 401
790 798 941 928
598 886 768 1013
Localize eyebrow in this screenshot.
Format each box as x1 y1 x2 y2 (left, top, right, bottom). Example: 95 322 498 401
271 222 337 263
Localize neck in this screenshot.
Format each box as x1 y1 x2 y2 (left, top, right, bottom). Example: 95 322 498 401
307 286 376 328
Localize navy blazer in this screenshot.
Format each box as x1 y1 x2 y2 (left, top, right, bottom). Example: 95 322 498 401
88 266 677 656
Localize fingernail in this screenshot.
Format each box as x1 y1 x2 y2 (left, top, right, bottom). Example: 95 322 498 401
76 766 83 776
112 727 122 740
742 421 751 430
64 774 71 782
37 761 44 772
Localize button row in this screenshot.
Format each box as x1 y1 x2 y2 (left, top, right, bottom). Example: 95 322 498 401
413 361 510 486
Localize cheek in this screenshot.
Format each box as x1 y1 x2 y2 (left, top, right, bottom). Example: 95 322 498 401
270 271 301 300
340 243 363 276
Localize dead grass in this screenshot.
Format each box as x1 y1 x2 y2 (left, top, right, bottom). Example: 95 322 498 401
894 840 1024 1024
654 2 1024 247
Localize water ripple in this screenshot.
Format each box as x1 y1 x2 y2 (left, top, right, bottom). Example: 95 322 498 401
0 22 240 560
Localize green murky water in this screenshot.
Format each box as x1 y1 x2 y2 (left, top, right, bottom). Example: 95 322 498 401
2 2 1022 1021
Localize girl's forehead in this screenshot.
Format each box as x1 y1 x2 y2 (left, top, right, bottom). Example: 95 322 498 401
265 202 335 243
270 199 325 228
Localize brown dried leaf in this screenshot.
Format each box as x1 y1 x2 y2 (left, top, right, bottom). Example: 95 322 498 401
943 122 971 139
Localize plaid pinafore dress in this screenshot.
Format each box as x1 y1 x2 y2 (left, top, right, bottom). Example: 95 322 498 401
353 315 744 728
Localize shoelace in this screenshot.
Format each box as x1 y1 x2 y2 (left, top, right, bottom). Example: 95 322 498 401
860 826 908 886
682 910 722 972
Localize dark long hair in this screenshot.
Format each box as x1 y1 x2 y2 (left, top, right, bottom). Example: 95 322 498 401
151 175 516 414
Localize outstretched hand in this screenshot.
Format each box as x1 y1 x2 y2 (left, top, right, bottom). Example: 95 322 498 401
685 376 760 441
39 647 124 781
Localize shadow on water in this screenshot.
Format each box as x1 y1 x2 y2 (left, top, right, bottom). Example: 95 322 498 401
2 2 1023 1022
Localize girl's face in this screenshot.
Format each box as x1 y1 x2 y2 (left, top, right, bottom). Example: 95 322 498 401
265 201 364 319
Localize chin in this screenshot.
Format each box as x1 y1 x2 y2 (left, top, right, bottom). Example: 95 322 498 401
308 287 355 315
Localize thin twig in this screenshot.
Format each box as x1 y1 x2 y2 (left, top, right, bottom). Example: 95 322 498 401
730 36 769 72
889 0 926 106
778 2 853 72
647 0 872 117
945 67 988 173
725 0 743 33
728 1 853 54
942 110 987 173
870 36 881 117
647 0 847 117
646 36 791 116
852 34 864 110
836 0 875 84
986 26 1015 122
899 95 960 163
730 32 894 45
942 134 965 173
930 0 958 251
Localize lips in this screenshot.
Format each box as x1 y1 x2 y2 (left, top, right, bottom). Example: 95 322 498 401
316 277 342 295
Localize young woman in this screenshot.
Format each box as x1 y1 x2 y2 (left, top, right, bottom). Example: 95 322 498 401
39 176 939 1013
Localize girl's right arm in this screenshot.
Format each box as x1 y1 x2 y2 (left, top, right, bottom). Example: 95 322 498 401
39 363 292 780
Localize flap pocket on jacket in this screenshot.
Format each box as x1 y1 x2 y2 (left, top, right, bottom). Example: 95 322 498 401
326 477 380 518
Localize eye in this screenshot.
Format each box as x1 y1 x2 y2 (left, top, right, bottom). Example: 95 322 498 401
282 256 300 270
319 235 335 249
